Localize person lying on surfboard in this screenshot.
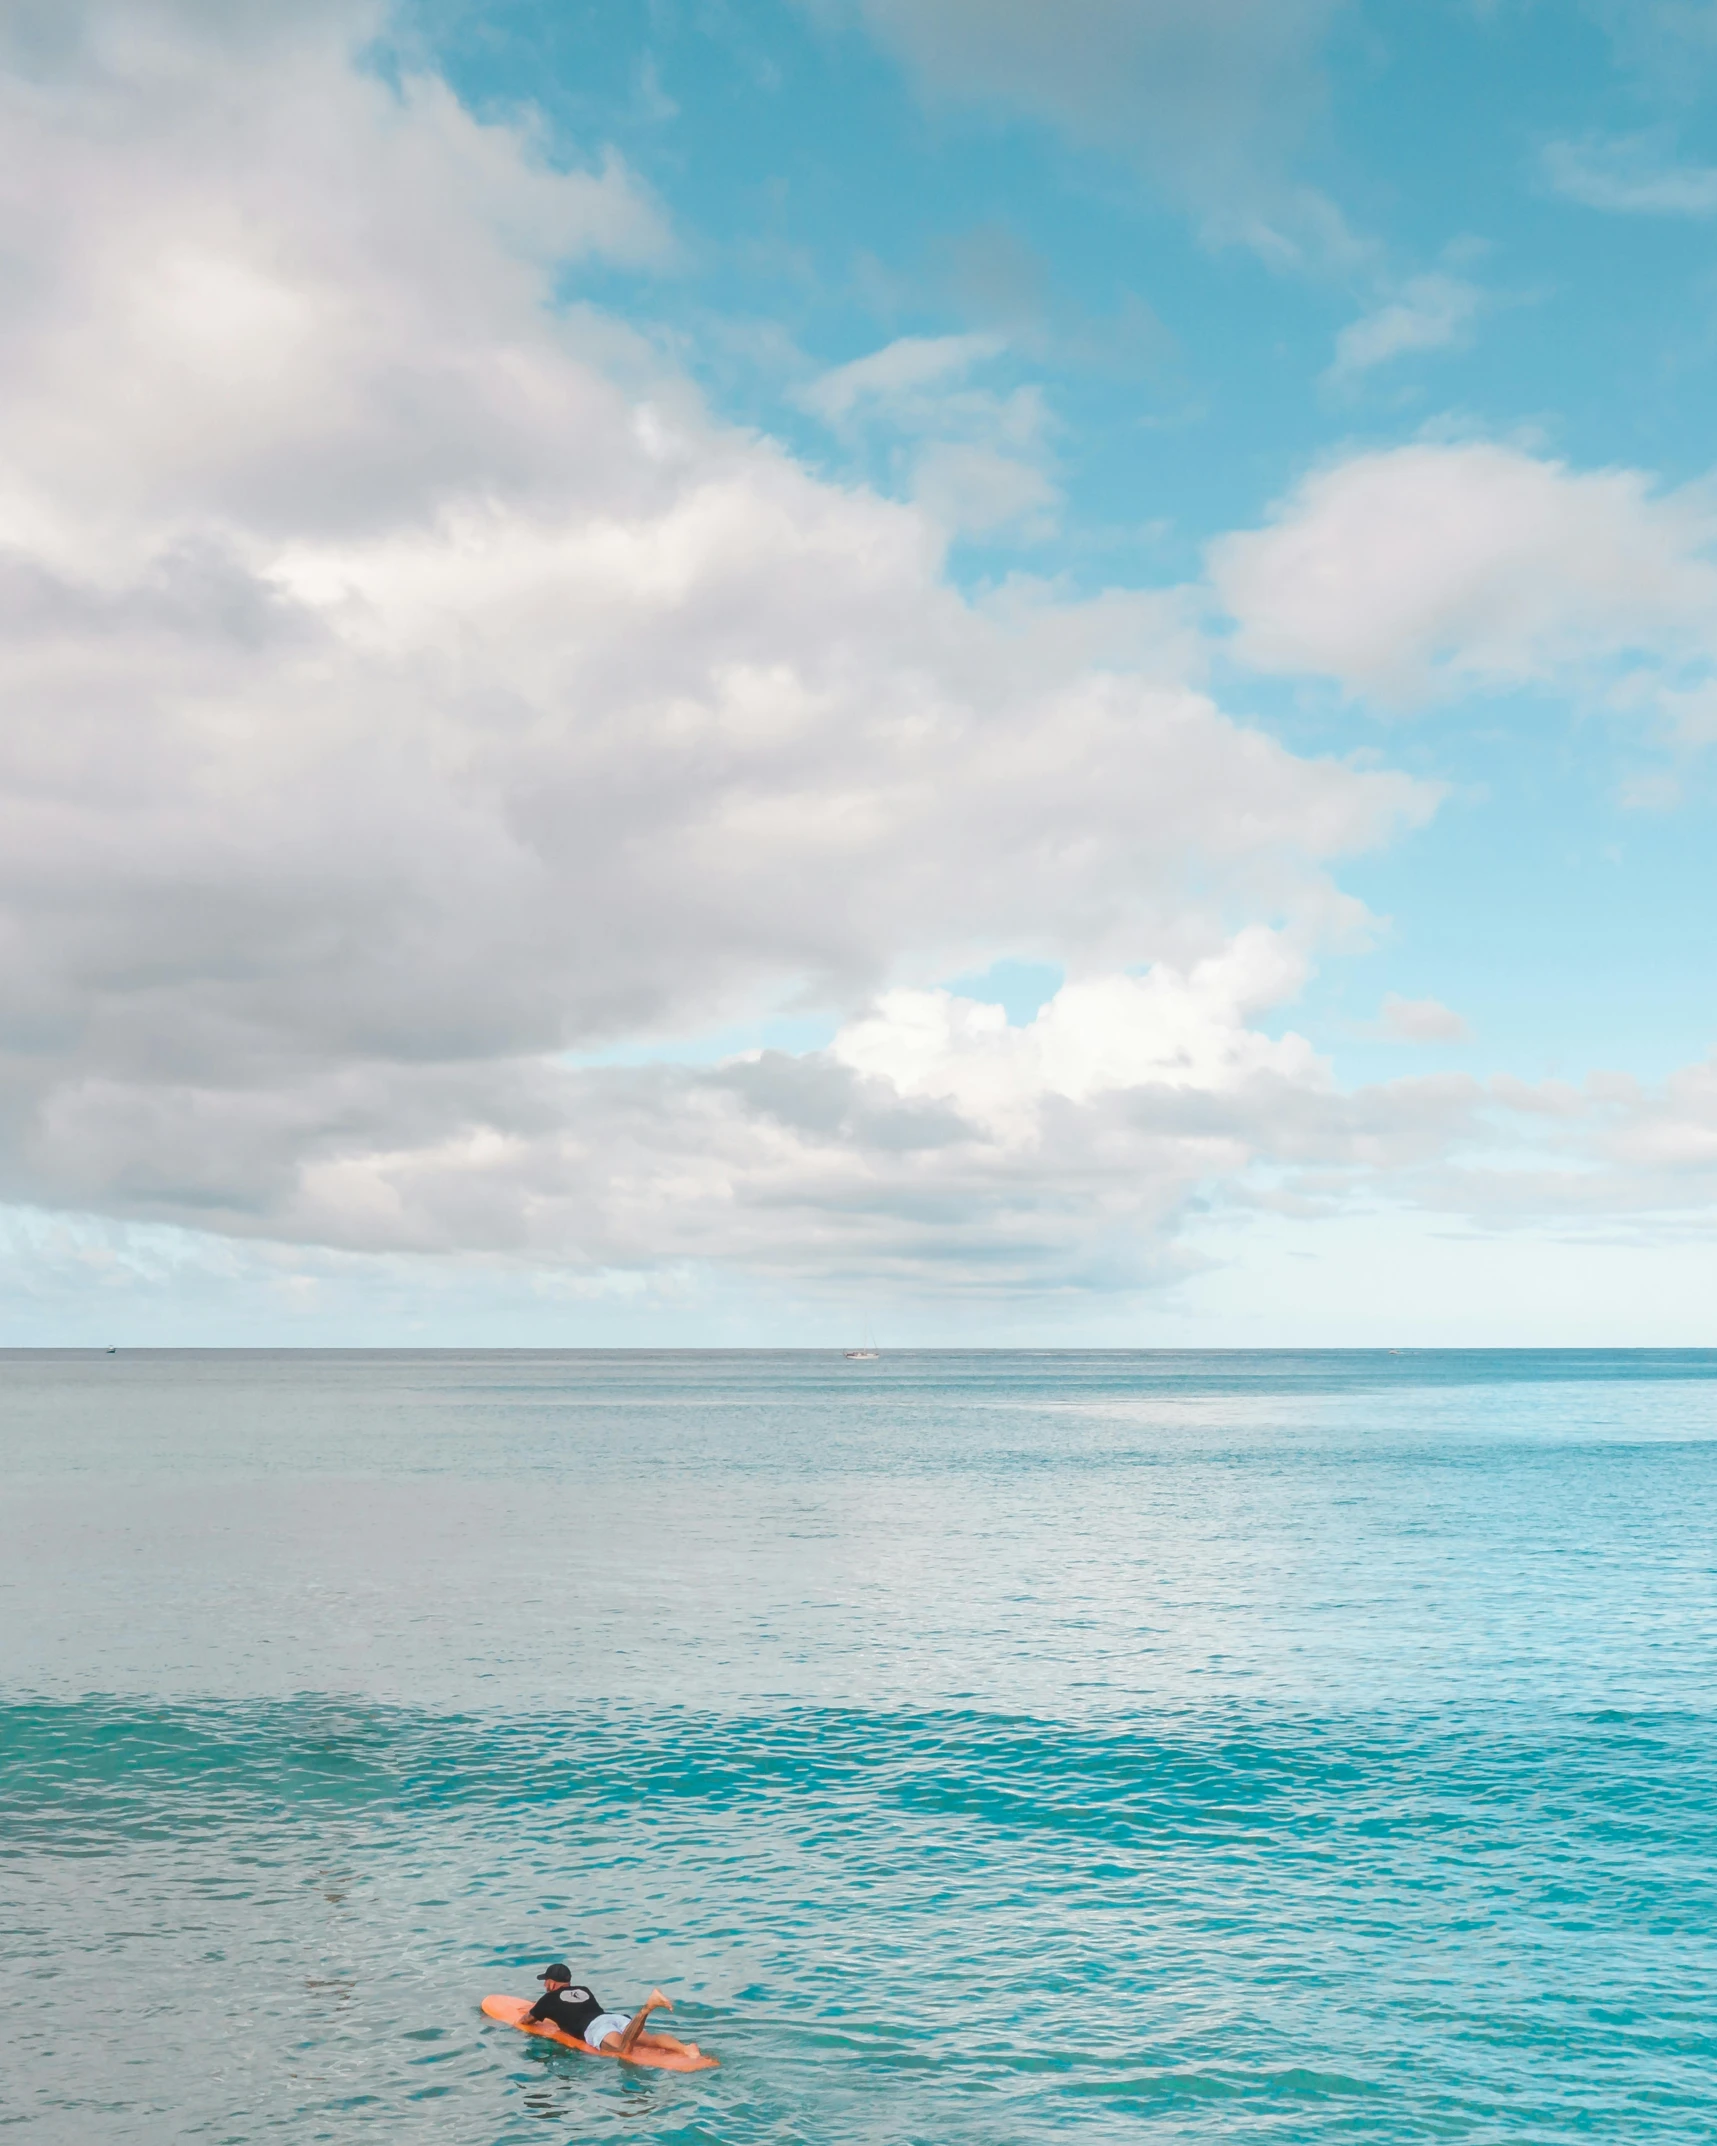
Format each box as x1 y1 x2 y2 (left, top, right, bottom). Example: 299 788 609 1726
523 1963 701 2061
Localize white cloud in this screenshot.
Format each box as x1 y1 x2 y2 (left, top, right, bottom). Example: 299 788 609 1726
1617 767 1683 811
799 335 1059 536
1401 1056 1717 1237
909 439 1059 535
1605 1057 1717 1172
1329 274 1482 381
798 333 1005 421
0 0 1444 1300
834 930 1325 1138
1210 441 1717 707
1542 132 1717 215
1380 994 1470 1044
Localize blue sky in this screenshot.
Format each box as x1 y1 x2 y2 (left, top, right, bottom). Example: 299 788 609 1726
3 0 1717 1343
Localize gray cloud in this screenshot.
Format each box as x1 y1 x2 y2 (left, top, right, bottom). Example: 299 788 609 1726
809 0 1359 256
1380 995 1471 1044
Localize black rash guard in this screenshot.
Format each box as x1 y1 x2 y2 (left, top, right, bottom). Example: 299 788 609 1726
525 1985 606 2041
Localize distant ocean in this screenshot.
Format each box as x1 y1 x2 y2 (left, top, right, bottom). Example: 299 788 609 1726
5 1349 1715 2142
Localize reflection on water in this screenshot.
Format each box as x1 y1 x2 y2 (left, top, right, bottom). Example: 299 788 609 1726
4 1349 1717 2141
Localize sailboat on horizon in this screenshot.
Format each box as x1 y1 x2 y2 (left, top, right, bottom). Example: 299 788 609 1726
843 1325 880 1361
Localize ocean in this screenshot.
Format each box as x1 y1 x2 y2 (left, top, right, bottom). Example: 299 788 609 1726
3 1348 1715 2142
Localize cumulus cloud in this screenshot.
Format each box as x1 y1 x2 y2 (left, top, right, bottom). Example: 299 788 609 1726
34 934 1498 1301
836 931 1325 1133
0 0 1451 1300
1542 133 1717 215
1210 441 1717 708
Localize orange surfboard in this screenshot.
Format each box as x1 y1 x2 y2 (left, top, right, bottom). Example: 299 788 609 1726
481 1994 719 2072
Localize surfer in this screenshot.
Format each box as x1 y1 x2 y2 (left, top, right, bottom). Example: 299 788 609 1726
524 1964 700 2060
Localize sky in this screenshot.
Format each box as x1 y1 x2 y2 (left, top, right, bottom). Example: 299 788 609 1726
5 0 1717 1345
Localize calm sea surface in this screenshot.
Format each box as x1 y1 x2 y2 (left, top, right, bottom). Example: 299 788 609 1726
4 1348 1716 2143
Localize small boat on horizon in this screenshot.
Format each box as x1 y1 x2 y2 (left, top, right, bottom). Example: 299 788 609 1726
843 1327 880 1361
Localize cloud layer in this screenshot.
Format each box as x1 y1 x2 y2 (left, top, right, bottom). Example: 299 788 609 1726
13 2 1717 1321
0 0 1451 1299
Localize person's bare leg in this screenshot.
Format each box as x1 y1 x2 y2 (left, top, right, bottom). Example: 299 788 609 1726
614 1990 671 2058
629 2029 700 2056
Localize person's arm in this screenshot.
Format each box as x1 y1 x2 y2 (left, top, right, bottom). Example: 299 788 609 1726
523 1996 550 2023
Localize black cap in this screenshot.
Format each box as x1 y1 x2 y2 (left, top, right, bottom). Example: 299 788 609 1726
539 1963 572 1982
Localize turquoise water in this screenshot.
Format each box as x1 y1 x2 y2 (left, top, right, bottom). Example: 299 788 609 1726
4 1349 1716 2142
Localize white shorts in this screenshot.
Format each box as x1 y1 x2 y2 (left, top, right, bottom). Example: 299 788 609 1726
583 2012 632 2048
